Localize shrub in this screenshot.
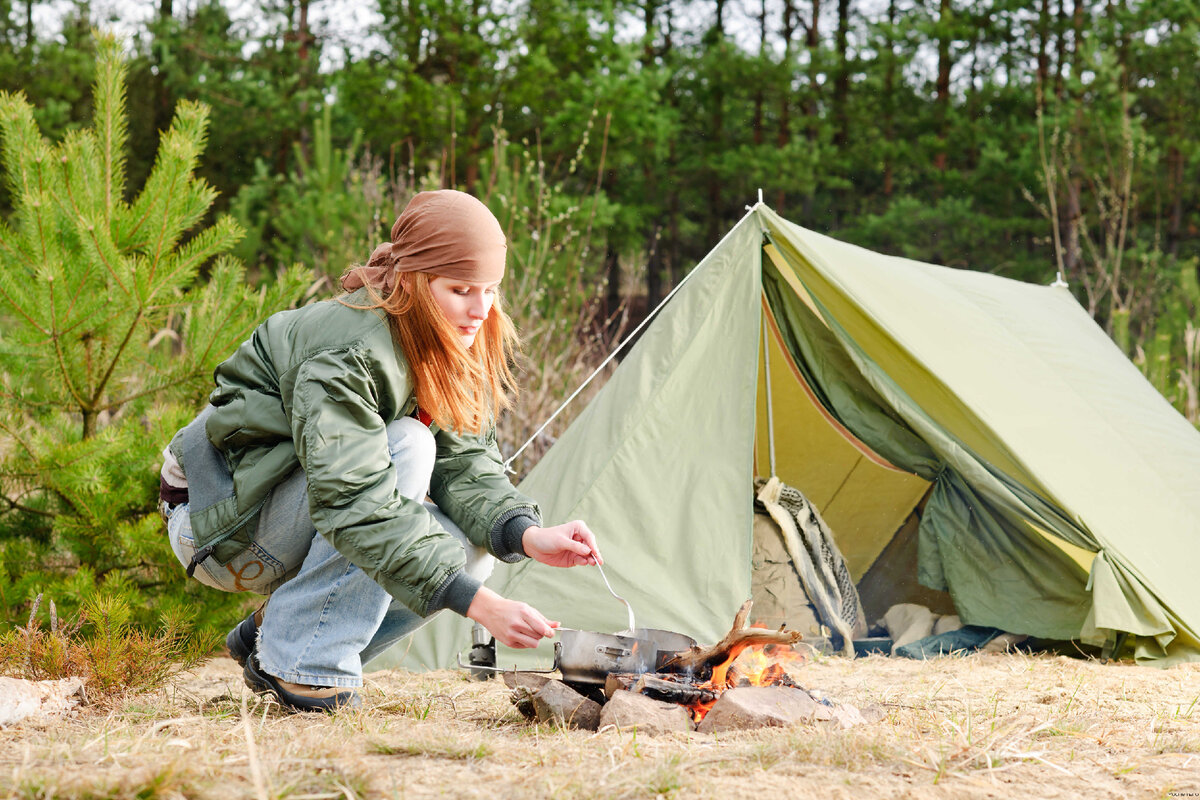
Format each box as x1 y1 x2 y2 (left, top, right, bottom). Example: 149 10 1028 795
0 33 309 636
0 593 214 701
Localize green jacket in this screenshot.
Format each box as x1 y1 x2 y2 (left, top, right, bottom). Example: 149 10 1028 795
170 289 540 617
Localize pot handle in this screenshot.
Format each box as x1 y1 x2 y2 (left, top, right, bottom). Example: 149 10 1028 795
597 645 633 658
455 642 561 675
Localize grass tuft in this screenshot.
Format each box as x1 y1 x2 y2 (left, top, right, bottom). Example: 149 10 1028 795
368 737 493 760
0 592 215 703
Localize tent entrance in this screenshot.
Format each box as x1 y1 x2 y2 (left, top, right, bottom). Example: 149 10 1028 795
752 244 957 626
754 290 930 580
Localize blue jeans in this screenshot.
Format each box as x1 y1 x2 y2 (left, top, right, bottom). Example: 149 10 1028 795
166 417 493 687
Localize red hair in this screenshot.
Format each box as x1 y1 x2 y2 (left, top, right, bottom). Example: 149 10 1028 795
344 273 519 434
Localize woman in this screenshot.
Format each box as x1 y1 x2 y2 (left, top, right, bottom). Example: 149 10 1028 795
160 190 600 711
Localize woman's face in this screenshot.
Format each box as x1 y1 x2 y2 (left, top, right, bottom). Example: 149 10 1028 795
427 275 500 348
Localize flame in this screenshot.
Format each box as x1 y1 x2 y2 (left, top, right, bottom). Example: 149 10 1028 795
686 642 809 723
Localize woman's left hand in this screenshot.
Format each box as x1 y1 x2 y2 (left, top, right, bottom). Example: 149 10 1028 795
522 521 602 568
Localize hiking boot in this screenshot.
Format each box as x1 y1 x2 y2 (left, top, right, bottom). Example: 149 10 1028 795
242 654 361 713
225 603 266 667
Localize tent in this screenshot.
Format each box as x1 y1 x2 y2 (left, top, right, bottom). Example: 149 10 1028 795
382 202 1200 671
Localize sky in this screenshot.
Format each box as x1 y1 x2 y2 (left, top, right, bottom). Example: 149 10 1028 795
33 0 388 67
32 0 806 59
30 0 939 85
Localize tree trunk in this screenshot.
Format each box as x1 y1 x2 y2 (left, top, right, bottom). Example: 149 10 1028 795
642 0 658 62
1037 0 1050 94
604 240 621 330
833 0 851 148
933 0 951 174
666 135 680 287
296 0 312 157
776 0 797 212
1061 0 1085 282
154 0 173 145
1054 0 1068 99
1107 0 1130 92
641 0 670 299
645 225 663 310
801 0 821 222
882 0 896 198
1166 145 1182 258
753 0 767 146
705 0 726 246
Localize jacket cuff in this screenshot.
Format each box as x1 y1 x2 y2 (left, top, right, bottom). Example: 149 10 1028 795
489 508 540 563
426 570 483 617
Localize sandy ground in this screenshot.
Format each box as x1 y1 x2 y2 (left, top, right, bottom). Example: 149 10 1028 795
1 650 1198 799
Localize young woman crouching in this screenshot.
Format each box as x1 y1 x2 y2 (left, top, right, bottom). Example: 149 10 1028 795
160 190 599 711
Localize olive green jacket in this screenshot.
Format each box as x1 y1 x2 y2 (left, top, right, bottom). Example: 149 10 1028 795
170 289 540 617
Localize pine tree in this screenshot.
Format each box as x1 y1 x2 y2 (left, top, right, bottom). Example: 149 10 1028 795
0 34 310 633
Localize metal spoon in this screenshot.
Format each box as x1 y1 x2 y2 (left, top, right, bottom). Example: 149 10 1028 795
596 562 636 633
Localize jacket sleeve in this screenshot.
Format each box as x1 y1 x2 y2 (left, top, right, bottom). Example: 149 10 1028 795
290 347 480 616
429 426 542 564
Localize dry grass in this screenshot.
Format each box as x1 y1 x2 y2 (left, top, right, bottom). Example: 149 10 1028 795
2 651 1198 799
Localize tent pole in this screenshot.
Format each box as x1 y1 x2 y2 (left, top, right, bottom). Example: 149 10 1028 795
762 308 777 478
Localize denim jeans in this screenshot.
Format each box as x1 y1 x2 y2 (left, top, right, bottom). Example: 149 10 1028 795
166 416 494 687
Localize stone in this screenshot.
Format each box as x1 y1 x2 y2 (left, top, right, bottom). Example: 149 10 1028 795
531 679 602 730
825 702 869 729
502 671 553 692
859 703 887 725
697 686 831 734
0 676 85 727
599 690 695 735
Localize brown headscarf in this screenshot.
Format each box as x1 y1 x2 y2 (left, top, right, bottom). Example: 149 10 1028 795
341 190 507 295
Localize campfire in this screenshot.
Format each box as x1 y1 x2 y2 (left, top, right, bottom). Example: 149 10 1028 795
683 641 810 722
609 602 809 723
504 601 878 733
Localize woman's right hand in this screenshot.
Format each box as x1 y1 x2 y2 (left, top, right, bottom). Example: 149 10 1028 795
466 586 559 649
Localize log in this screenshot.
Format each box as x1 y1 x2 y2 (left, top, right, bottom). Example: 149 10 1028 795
604 673 638 699
632 674 718 705
659 600 802 677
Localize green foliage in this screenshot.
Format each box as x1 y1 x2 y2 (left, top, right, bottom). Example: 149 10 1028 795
0 33 310 636
1135 260 1200 425
229 105 387 280
0 6 96 150
0 592 215 701
477 122 616 474
124 0 326 209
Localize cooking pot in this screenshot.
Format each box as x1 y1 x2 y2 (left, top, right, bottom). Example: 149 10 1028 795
627 628 698 669
555 628 657 683
459 628 671 684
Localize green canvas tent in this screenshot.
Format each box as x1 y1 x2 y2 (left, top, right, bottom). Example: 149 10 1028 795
380 203 1200 671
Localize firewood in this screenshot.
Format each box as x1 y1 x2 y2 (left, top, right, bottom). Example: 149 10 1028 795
632 674 718 705
659 600 802 677
604 673 638 699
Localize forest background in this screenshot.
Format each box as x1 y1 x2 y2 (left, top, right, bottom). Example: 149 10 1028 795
0 0 1197 654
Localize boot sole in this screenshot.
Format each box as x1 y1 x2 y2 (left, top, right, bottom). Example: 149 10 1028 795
242 656 361 712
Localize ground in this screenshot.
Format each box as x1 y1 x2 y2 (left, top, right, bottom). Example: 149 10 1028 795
1 650 1197 799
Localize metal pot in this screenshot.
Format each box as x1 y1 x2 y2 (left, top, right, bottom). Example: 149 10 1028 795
627 628 698 669
457 627 659 684
555 628 657 684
